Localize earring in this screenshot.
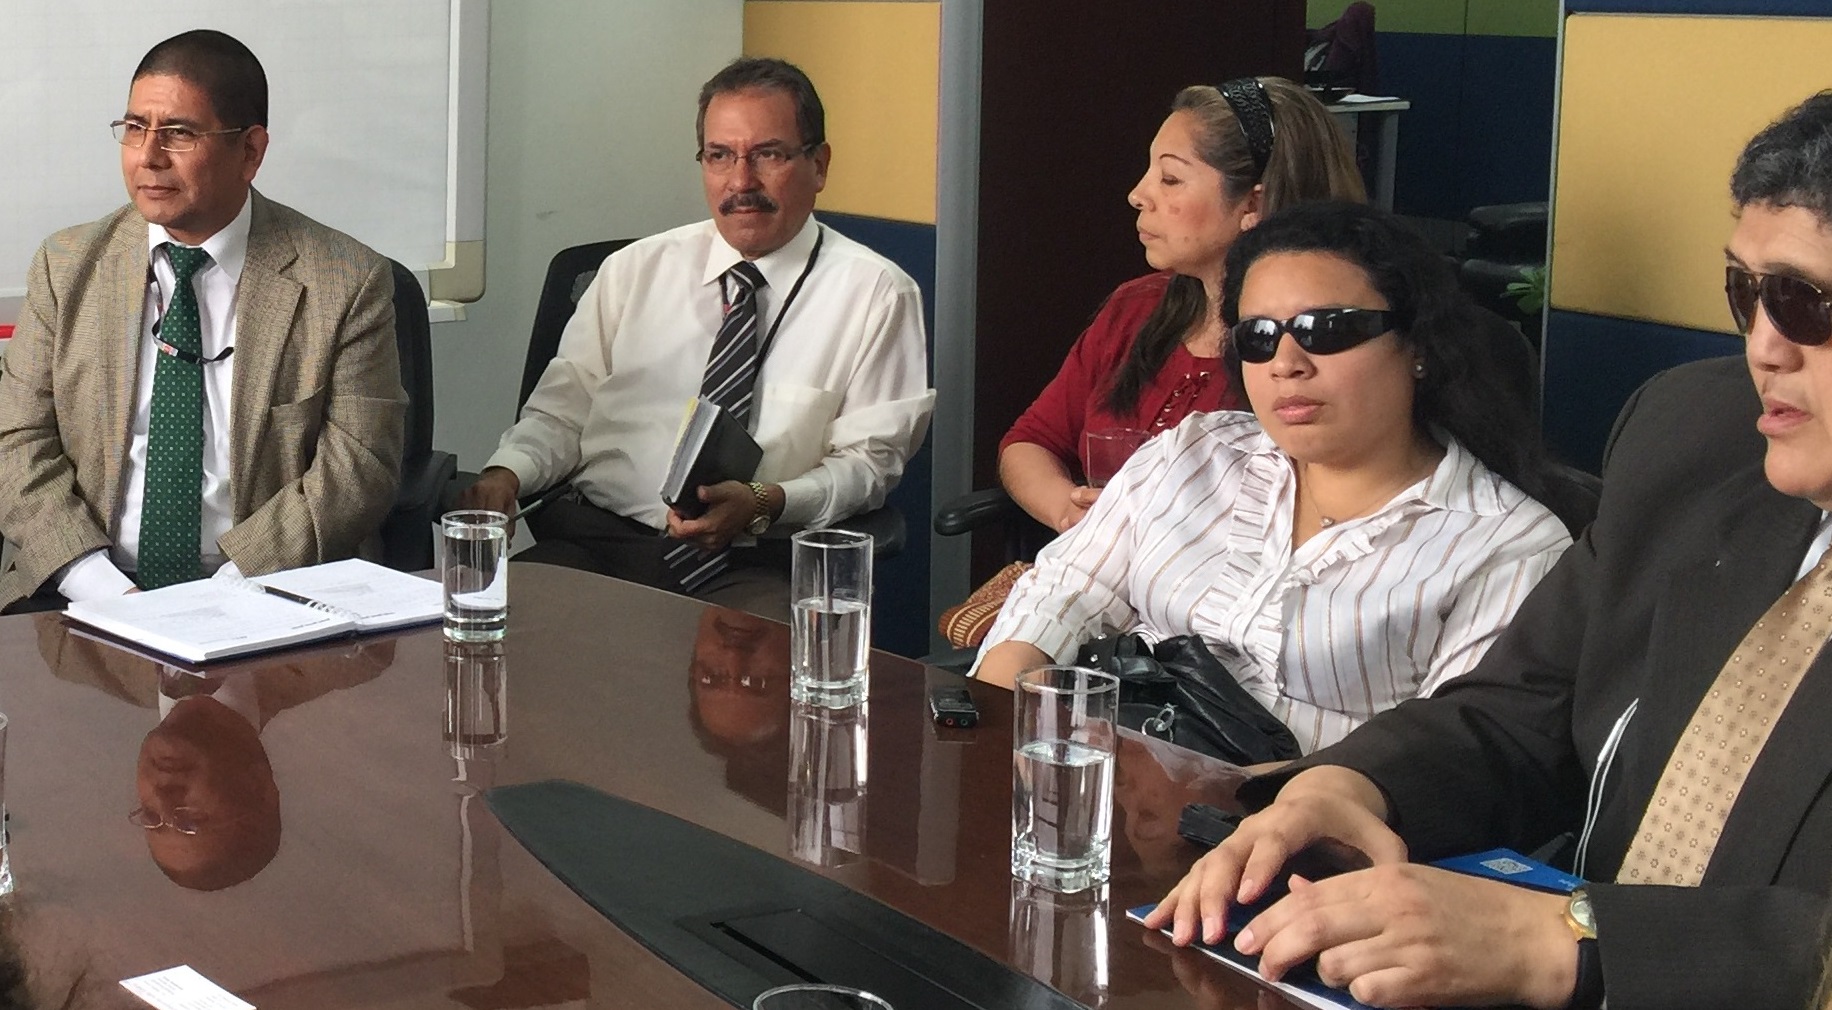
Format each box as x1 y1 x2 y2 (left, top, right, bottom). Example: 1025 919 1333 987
1411 360 1426 379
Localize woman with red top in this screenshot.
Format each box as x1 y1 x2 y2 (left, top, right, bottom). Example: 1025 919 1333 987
1000 78 1367 533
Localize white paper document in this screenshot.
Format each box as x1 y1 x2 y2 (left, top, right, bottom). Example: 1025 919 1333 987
120 965 255 1010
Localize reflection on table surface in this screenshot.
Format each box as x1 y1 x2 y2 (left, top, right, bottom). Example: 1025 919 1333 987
0 562 1297 1009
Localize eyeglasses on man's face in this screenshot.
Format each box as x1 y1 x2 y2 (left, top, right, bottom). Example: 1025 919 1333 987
695 142 817 176
111 120 249 153
128 805 210 835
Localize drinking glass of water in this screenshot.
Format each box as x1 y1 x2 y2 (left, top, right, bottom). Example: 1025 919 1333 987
1011 666 1119 893
789 529 873 708
441 510 509 642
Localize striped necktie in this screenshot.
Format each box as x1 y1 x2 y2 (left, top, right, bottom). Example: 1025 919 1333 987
665 260 768 593
136 244 211 590
701 260 767 424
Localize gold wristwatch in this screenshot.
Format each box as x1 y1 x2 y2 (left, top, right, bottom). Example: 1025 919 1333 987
1563 888 1597 940
745 481 773 535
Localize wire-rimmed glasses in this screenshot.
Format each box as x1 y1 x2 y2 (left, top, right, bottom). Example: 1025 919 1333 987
111 120 250 153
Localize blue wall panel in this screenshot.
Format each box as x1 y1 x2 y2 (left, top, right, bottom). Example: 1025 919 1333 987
1377 31 1468 219
1459 34 1556 208
1377 32 1556 220
817 212 936 659
1542 309 1740 473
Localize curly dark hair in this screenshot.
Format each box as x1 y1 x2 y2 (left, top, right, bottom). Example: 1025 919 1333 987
1218 200 1549 503
1732 90 1832 222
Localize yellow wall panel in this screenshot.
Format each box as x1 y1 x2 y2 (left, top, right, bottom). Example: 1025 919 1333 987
1551 14 1832 333
743 1 940 225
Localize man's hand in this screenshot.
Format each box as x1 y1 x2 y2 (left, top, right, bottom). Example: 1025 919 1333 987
458 467 522 531
1143 765 1402 947
1238 868 1578 1009
1054 485 1102 532
667 480 757 552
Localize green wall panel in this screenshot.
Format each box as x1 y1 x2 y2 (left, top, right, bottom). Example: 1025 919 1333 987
1307 0 1555 36
1467 0 1557 37
1307 0 1464 34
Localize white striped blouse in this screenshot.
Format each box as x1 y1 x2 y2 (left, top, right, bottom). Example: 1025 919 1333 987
976 411 1572 754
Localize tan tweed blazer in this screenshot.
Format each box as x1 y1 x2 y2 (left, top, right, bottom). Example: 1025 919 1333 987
0 191 407 610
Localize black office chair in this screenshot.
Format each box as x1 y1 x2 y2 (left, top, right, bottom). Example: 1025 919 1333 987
379 260 459 571
449 240 905 557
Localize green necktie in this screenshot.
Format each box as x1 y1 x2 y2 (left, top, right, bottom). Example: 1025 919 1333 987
137 244 211 590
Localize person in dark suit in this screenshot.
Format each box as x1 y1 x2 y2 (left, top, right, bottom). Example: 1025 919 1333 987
1146 91 1832 1010
0 29 406 613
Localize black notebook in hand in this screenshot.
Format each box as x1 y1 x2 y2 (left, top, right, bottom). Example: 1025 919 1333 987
660 398 763 518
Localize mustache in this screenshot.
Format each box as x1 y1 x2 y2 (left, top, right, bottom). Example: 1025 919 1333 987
719 192 779 215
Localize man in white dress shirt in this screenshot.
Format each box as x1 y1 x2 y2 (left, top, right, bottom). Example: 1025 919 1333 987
460 58 933 618
0 30 406 614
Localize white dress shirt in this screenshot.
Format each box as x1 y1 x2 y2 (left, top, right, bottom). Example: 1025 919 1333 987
977 411 1573 753
58 196 250 600
485 217 935 531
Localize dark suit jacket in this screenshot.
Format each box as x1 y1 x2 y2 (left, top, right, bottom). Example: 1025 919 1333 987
0 191 408 610
1244 355 1832 1010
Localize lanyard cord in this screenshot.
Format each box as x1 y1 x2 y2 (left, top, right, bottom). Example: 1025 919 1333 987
721 224 825 364
144 262 234 366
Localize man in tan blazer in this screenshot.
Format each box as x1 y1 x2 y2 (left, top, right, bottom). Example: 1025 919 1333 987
0 29 406 613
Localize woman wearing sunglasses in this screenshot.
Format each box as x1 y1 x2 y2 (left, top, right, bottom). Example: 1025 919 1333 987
972 202 1572 753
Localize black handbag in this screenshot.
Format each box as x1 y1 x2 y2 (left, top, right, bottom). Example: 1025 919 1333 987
1076 634 1302 766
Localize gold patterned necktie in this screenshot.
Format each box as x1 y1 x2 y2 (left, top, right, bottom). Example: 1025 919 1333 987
136 244 211 590
1616 553 1832 885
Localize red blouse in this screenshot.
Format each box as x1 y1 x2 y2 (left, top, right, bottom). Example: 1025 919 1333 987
1000 272 1245 479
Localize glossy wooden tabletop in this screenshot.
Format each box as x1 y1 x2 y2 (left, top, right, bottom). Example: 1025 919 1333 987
0 563 1300 1009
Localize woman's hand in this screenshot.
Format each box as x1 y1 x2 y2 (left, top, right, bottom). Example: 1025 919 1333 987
1239 868 1578 1009
1143 765 1403 946
1055 485 1103 532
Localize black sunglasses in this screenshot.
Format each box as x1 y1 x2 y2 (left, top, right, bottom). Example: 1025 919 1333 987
1230 308 1400 364
1726 265 1832 347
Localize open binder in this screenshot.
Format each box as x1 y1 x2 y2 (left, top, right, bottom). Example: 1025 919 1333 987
65 558 443 663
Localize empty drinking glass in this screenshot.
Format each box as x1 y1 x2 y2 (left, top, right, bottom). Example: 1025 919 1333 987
1081 428 1150 489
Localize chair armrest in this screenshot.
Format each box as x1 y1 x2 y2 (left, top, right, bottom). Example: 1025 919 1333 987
834 505 905 559
933 487 1018 537
382 451 458 571
920 646 980 676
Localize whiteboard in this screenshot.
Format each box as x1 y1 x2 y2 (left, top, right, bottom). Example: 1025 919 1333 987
0 0 487 302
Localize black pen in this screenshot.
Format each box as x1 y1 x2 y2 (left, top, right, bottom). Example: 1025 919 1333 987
506 464 587 523
250 583 324 609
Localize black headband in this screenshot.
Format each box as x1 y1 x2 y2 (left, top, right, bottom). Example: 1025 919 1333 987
1218 77 1275 179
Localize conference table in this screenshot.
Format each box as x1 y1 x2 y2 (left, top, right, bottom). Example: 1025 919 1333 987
0 562 1299 1009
